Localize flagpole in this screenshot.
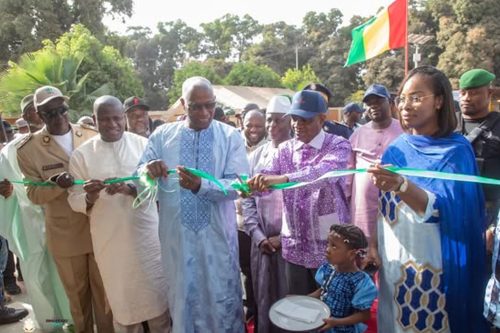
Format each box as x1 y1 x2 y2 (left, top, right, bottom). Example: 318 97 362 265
404 0 409 75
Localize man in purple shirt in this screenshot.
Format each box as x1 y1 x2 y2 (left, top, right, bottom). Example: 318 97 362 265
248 90 352 294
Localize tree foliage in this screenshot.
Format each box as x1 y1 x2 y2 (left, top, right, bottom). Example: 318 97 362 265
200 14 261 61
54 25 143 104
302 9 343 47
347 90 365 104
167 62 222 103
429 0 500 86
0 49 109 120
0 24 141 120
363 50 405 93
281 65 319 91
0 0 133 66
309 16 367 106
242 22 302 75
2 2 497 111
119 21 204 109
224 62 282 88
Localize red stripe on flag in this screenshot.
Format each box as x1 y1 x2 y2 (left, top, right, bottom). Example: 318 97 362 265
388 0 407 49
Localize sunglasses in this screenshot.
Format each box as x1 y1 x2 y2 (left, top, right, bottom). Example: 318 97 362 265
40 106 69 119
188 101 216 112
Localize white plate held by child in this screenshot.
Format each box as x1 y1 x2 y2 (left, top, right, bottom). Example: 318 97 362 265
269 295 331 331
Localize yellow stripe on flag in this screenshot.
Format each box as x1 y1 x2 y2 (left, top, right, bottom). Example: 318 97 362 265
363 9 390 60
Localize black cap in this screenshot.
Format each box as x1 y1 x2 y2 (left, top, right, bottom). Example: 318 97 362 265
214 107 225 120
302 83 333 101
123 96 150 113
243 103 260 113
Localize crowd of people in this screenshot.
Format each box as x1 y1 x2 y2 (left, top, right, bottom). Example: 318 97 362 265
0 65 498 333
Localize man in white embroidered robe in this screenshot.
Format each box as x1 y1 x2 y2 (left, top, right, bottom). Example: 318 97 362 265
138 77 249 333
68 96 170 333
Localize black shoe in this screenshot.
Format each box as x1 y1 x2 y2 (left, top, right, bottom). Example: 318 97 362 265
4 283 21 295
0 306 29 325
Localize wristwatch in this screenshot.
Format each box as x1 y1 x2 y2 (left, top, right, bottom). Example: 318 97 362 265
395 176 408 194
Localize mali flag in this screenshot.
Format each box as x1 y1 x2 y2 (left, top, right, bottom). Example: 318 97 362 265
345 0 407 66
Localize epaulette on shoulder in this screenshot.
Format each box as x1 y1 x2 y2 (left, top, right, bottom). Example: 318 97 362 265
78 123 98 132
15 133 33 150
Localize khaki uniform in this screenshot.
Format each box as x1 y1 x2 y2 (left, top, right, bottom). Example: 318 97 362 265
17 124 114 333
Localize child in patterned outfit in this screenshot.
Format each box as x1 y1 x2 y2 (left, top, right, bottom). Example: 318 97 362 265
310 224 377 333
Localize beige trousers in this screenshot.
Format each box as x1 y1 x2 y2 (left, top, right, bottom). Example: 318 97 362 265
53 253 115 333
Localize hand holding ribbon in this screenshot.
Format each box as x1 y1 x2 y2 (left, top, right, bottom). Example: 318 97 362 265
83 179 105 205
145 159 169 179
368 164 405 192
0 178 13 198
55 172 74 189
177 166 201 192
246 174 289 193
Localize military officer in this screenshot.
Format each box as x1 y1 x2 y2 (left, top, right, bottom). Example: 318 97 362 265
17 86 114 333
457 69 500 225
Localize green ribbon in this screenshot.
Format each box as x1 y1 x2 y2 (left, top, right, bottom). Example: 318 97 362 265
11 168 227 193
132 172 158 209
132 168 227 208
182 167 227 195
11 176 142 187
11 167 500 201
230 174 251 193
10 180 55 187
387 167 500 186
230 167 500 194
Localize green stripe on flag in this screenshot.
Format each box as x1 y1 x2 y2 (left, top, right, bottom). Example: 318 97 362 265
345 16 376 67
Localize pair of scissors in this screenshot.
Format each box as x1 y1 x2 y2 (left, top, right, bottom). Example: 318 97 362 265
235 174 251 195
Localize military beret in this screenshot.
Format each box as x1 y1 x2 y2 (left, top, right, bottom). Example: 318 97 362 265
459 69 496 89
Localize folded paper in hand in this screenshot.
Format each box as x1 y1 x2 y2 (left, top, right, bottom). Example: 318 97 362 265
274 298 321 323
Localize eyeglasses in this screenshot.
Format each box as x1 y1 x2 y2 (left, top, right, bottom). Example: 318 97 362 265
40 106 69 119
188 101 216 112
394 94 434 106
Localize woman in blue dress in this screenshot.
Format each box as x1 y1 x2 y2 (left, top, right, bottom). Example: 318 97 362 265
367 66 488 333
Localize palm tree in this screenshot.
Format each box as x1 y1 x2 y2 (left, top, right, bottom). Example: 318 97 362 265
0 48 109 121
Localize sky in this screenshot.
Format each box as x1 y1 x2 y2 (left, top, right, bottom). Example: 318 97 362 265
104 0 394 34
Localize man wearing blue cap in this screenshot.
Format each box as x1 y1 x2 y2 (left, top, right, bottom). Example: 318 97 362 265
457 69 500 228
303 82 353 139
349 84 403 242
248 90 352 295
342 102 364 130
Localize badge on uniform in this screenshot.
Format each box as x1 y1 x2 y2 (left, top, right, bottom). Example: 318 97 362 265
42 136 51 144
42 163 64 171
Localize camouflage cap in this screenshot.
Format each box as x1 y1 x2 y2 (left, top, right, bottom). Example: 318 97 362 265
459 69 496 90
34 86 69 110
